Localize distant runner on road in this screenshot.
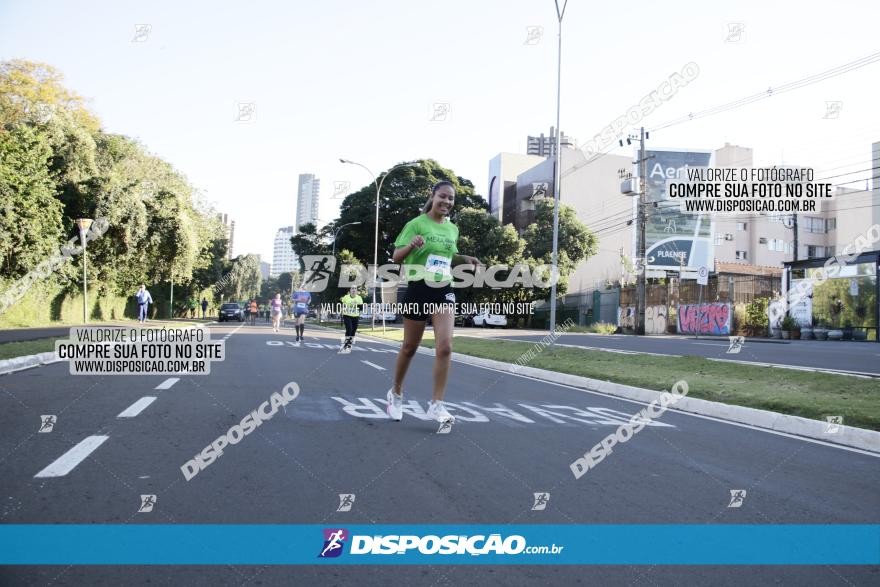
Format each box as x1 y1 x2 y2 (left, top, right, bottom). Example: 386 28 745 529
249 299 258 325
339 287 363 354
270 293 283 332
387 180 481 427
290 286 311 347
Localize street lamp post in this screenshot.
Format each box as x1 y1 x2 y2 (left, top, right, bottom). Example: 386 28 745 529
549 0 568 344
332 221 362 256
75 218 93 324
339 159 418 332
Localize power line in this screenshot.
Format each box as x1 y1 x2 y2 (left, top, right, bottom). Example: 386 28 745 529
649 50 880 132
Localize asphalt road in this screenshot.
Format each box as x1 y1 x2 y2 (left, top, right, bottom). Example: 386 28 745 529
1 321 878 585
462 329 880 376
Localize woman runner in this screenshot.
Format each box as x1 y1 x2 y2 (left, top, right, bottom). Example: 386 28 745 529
386 181 481 425
270 293 283 332
290 285 311 347
339 286 363 354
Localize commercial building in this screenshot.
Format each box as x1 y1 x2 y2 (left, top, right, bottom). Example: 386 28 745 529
271 226 296 277
487 153 546 224
489 141 880 295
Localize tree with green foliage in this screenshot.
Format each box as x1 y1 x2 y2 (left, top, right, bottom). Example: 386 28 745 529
1 59 231 309
521 199 597 300
0 124 63 278
220 254 262 301
330 159 487 266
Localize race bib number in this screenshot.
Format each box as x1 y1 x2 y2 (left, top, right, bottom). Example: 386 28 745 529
425 254 451 278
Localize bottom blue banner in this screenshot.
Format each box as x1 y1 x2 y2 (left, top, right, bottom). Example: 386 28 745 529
1 525 877 565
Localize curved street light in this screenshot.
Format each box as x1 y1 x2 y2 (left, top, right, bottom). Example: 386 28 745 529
339 159 419 331
332 221 362 256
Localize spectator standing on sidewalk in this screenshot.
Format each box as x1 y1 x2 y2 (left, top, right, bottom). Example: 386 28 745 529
201 297 209 318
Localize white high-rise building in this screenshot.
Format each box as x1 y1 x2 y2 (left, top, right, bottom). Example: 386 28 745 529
271 226 296 277
296 174 321 232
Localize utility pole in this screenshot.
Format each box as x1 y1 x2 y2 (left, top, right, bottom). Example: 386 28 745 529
792 214 799 262
548 0 568 341
636 127 648 335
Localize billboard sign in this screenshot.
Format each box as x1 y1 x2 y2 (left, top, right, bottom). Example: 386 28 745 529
638 148 714 271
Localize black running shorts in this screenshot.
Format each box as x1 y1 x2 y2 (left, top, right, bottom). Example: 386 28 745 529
401 279 456 321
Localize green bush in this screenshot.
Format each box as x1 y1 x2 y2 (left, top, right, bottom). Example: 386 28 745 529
584 321 617 334
743 298 769 336
0 281 133 328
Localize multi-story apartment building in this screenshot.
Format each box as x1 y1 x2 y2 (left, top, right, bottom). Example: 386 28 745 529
217 213 235 259
296 174 321 232
526 126 576 158
271 226 296 277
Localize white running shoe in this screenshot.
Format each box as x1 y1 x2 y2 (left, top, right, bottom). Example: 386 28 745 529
386 388 403 421
427 400 454 423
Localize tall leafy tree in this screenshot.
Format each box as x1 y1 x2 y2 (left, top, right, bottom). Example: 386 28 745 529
332 159 487 266
0 124 63 278
521 199 597 299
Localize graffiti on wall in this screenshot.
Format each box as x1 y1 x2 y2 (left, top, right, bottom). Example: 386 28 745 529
645 305 668 335
618 305 668 334
678 303 731 335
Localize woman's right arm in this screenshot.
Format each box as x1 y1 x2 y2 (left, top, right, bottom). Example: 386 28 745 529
393 235 424 263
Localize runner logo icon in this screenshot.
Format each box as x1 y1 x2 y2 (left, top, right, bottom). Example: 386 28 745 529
319 528 348 558
727 489 747 508
726 336 745 354
302 255 337 292
337 493 355 512
531 492 550 511
38 415 56 433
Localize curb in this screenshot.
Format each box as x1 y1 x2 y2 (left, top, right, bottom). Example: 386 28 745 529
452 353 880 454
0 352 61 376
323 326 880 454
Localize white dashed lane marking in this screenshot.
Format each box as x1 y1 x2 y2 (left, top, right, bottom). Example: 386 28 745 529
154 378 179 390
361 360 386 371
34 435 109 478
117 396 157 418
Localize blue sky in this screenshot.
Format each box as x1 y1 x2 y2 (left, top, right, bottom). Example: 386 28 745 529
2 0 878 261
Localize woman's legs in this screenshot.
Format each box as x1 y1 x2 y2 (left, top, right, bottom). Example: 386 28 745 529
429 310 454 402
392 318 426 395
350 316 359 339
296 314 305 339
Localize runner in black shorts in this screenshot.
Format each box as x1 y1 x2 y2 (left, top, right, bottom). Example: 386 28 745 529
386 181 481 426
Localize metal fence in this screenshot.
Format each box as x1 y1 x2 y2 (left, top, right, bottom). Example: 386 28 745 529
621 274 780 307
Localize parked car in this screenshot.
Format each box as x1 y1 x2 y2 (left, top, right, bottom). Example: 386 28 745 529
218 303 244 322
472 310 507 328
455 313 476 327
377 304 396 322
